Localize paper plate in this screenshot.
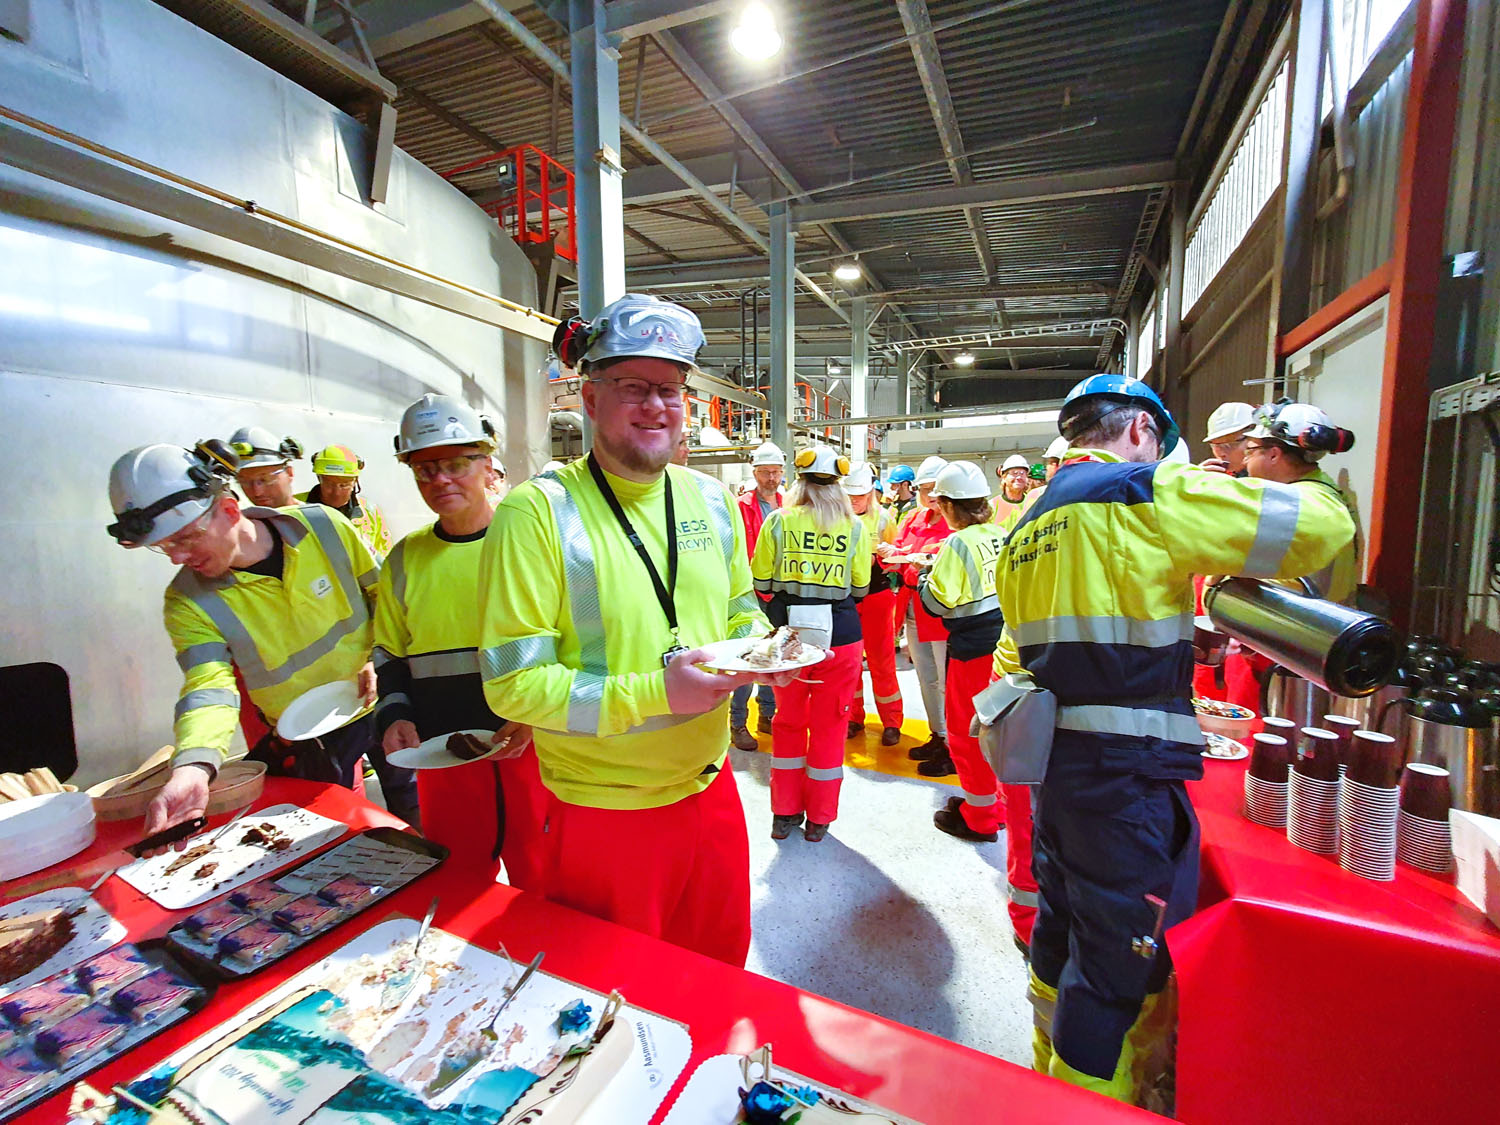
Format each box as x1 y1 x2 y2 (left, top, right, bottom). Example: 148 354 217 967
695 638 828 674
387 729 514 771
276 680 366 741
1201 735 1248 761
0 792 96 881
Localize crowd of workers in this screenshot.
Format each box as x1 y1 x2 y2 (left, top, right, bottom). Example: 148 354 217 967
104 292 1357 1106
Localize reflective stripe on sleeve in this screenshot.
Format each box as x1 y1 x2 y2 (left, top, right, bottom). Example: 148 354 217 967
566 670 605 734
950 535 983 594
480 635 559 680
806 765 844 781
1010 613 1193 649
371 645 398 669
384 539 409 607
533 474 607 675
918 578 950 618
176 642 231 671
944 592 1000 618
173 688 237 720
408 650 480 679
376 691 411 714
728 590 761 619
1055 705 1204 744
1242 482 1303 577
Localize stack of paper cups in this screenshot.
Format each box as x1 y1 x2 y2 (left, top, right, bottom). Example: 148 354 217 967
1243 733 1291 828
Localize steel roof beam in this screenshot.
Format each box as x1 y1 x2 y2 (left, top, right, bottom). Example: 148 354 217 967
791 161 1178 225
895 0 997 285
602 0 736 41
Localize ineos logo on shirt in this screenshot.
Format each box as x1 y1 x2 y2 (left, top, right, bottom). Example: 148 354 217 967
311 576 333 598
788 530 849 553
676 518 714 553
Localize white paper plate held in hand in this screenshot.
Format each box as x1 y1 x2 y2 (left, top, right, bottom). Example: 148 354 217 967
388 730 517 771
694 637 828 675
276 680 366 741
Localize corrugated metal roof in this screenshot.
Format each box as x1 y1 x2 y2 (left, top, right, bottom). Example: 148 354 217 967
353 0 1239 371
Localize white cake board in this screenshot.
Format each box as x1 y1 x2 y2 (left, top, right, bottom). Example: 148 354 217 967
116 803 347 910
0 887 126 995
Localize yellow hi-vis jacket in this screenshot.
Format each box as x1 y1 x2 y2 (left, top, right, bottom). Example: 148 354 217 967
751 506 872 648
1282 468 1361 605
919 521 1006 660
857 503 897 548
992 450 1356 776
477 461 768 810
165 506 380 774
373 523 497 738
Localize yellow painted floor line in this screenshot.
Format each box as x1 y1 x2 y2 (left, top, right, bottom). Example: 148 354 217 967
746 702 960 787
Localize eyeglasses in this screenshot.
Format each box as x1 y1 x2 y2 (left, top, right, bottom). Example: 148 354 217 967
148 506 218 555
1210 436 1248 450
411 454 487 483
238 466 289 485
589 376 688 405
1243 442 1272 457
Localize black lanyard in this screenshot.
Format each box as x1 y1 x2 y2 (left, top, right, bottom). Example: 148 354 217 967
587 453 679 639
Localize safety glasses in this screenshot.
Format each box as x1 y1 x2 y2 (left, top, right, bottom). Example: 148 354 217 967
588 376 688 405
411 454 488 483
147 506 218 555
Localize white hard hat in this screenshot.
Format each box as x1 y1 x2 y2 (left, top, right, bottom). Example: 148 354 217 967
395 393 497 462
842 462 876 495
751 441 785 467
1162 437 1192 464
1205 402 1256 443
1044 436 1069 461
107 443 233 547
914 455 948 485
793 443 849 477
228 426 302 469
1001 454 1030 474
1247 400 1351 461
555 293 706 370
932 460 990 500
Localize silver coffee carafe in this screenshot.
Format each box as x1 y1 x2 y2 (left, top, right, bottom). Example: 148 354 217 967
1383 690 1500 816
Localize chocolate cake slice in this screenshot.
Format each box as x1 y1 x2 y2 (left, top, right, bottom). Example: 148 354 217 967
445 732 491 760
0 909 74 987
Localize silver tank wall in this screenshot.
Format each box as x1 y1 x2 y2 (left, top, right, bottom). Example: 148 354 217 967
0 0 548 785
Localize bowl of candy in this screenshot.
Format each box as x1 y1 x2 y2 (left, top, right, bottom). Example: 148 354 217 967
1192 697 1255 740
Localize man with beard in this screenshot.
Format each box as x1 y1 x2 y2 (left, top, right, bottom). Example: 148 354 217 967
990 453 1032 526
476 294 789 965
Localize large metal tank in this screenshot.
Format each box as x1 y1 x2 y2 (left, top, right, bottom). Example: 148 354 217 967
0 0 548 783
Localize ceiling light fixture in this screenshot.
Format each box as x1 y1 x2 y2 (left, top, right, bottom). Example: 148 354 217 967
731 3 782 61
954 352 976 366
827 363 842 375
833 262 862 282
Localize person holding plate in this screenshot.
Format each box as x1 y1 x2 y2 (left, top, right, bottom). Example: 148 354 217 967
374 393 544 886
477 294 779 966
751 444 871 842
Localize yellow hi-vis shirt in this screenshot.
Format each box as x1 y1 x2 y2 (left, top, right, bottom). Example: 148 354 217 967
751 507 872 600
919 521 1006 659
1284 468 1361 605
991 450 1356 772
857 503 897 547
477 461 768 810
373 523 497 737
165 505 379 774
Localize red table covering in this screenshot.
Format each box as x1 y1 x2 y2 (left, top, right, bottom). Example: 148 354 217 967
6 779 1152 1124
1174 759 1500 1124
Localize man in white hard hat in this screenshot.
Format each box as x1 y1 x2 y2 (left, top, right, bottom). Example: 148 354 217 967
376 394 544 886
991 453 1032 526
107 441 420 837
477 294 787 965
844 462 904 746
729 441 785 750
1202 402 1256 475
882 454 953 762
1043 436 1069 481
1243 399 1361 604
227 426 303 509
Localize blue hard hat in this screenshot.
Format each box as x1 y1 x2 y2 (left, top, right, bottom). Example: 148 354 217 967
887 465 916 484
1059 374 1180 453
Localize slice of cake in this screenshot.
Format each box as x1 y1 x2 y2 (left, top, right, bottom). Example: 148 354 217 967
445 732 491 760
0 908 74 986
744 627 804 668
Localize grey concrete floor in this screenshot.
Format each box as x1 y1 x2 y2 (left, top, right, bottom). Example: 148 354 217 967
731 715 1034 1067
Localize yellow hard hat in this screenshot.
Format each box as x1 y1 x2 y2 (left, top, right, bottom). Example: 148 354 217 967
311 444 364 477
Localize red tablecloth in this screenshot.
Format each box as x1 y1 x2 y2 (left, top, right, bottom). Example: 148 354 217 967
1174 760 1500 1124
7 780 1151 1124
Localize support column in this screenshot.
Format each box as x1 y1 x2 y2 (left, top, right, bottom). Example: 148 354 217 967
1164 182 1188 395
1367 0 1468 625
769 202 796 457
897 354 913 422
569 0 625 317
1126 303 1142 380
850 296 869 460
1278 0 1328 333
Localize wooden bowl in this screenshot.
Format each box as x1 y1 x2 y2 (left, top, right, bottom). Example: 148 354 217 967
88 755 266 821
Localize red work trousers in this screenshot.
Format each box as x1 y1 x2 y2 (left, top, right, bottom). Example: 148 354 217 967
1003 782 1038 945
852 587 903 729
771 640 864 825
945 654 1005 834
528 764 752 966
416 745 548 892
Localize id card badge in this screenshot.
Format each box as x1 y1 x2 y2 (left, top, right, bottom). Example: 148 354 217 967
661 644 689 667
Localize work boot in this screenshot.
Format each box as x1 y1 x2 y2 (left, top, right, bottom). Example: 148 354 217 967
933 802 999 843
730 726 758 751
907 733 948 761
917 754 956 777
771 813 803 840
847 720 863 739
881 726 902 746
757 714 774 735
803 821 830 842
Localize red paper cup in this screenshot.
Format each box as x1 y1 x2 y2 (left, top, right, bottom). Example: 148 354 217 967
1248 733 1291 782
1399 763 1453 821
1323 715 1362 768
1294 728 1342 782
1348 730 1400 788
